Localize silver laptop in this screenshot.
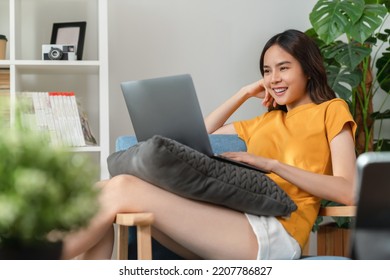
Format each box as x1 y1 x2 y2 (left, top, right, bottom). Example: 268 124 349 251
120 74 268 173
350 152 390 259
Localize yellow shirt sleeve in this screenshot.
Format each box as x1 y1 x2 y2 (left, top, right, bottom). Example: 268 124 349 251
325 99 357 143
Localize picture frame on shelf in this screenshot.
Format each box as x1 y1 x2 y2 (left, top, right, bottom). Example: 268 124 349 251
50 21 86 60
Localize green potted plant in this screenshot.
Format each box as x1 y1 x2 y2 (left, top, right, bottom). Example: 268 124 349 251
0 102 99 259
306 0 389 256
307 0 390 155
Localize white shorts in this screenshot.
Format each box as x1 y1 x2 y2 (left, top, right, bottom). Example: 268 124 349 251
246 214 301 260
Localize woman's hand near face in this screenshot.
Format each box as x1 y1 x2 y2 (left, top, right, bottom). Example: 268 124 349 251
241 79 266 98
242 79 276 108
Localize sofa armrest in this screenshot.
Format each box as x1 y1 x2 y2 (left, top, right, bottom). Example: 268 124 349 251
318 206 356 217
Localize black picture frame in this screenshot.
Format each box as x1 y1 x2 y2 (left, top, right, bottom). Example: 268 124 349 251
50 21 86 60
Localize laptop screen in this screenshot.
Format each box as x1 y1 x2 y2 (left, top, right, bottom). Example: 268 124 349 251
120 74 214 156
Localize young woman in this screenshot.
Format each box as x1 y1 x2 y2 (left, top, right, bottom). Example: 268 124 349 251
61 29 357 260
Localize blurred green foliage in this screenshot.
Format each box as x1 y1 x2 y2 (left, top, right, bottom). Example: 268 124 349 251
0 101 99 245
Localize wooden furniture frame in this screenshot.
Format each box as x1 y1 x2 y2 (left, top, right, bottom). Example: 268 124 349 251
115 212 154 260
319 205 356 217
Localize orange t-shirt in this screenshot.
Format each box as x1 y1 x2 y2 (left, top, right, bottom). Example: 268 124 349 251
233 98 356 249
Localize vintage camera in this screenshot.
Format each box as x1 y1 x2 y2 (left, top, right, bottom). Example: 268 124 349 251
42 44 77 61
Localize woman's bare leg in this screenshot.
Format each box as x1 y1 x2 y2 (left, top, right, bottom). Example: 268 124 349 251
61 180 116 259
62 175 258 260
74 225 114 260
151 227 202 259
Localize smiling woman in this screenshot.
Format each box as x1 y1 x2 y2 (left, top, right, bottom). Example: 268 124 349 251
61 29 357 260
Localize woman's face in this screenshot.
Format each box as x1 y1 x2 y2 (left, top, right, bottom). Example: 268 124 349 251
263 44 312 110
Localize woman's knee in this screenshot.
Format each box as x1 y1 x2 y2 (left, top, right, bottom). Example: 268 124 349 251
108 174 136 187
96 175 143 212
104 174 144 195
100 174 163 213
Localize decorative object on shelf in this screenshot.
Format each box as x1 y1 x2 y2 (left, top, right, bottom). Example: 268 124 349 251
0 101 99 259
50 21 86 60
78 101 97 146
42 44 77 61
0 34 7 60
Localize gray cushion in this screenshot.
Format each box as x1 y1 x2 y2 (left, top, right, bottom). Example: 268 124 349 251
107 135 297 216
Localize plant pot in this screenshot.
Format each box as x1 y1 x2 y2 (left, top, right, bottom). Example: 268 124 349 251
317 223 351 257
0 240 62 260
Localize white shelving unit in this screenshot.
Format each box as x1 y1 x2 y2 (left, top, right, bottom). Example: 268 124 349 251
0 0 109 180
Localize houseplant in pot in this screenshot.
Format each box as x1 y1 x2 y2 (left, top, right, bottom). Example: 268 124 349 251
306 0 390 256
307 0 390 155
0 101 99 259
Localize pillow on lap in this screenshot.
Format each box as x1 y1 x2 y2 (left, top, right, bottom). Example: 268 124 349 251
107 135 297 217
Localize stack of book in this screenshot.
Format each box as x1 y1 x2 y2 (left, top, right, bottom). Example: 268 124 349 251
0 68 10 124
21 91 97 147
0 68 9 89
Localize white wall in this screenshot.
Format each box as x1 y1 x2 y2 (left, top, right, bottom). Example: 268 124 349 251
107 0 319 152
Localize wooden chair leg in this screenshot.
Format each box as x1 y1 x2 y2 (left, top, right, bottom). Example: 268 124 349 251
115 213 155 260
116 224 129 260
137 225 152 260
317 206 356 257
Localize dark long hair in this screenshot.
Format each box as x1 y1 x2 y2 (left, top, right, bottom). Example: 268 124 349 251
259 29 335 111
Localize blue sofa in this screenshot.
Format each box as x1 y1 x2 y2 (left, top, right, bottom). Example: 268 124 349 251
115 134 247 259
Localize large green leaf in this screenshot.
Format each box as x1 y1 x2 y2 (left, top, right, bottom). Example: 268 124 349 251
385 0 390 11
376 30 390 42
372 109 390 119
322 41 371 69
347 4 388 43
305 28 328 49
376 51 390 92
326 64 362 99
379 0 390 11
364 0 390 11
310 0 365 44
374 138 390 151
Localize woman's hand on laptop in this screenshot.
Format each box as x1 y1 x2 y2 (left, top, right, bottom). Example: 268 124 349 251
221 151 275 173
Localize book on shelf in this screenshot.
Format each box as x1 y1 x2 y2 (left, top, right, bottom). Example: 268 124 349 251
77 99 97 146
20 91 97 147
0 68 10 90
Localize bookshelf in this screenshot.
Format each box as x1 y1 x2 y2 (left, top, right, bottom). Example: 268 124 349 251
0 0 109 180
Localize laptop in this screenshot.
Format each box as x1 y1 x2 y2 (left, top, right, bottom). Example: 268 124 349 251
120 74 268 173
350 152 390 259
